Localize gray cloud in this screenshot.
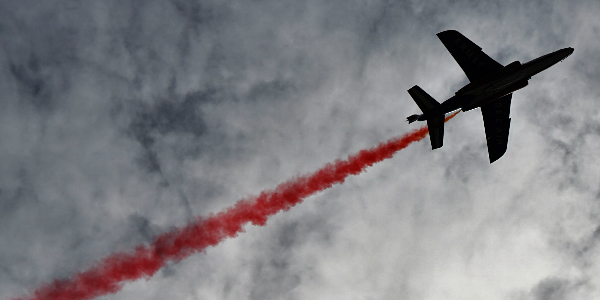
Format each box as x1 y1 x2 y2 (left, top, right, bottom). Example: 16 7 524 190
2 0 600 299
528 277 570 300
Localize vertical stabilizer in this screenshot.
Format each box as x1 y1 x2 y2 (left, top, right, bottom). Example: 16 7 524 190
407 85 444 150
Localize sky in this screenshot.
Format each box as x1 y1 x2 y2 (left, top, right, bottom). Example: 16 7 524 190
1 0 600 299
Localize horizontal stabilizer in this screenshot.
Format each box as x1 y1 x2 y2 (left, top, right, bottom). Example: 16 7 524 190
407 85 444 149
427 115 445 149
407 85 440 113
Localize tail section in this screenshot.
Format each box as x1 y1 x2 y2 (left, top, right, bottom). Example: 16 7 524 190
407 85 444 149
408 85 441 113
426 115 445 149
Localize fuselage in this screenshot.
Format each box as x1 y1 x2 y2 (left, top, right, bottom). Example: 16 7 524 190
438 47 574 114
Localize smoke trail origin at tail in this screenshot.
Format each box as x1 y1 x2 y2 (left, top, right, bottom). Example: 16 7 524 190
15 112 459 300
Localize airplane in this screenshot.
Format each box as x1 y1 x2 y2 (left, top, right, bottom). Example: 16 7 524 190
406 30 573 163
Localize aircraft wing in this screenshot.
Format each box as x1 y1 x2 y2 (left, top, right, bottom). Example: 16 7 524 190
437 30 503 82
481 94 512 163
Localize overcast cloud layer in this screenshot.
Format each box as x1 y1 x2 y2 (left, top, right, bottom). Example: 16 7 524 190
2 1 600 299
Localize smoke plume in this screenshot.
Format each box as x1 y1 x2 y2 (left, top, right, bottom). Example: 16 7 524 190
14 112 459 300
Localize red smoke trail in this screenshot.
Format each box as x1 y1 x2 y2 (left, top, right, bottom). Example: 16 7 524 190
15 112 459 300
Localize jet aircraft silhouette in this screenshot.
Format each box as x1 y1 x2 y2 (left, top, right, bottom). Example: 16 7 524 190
407 30 573 163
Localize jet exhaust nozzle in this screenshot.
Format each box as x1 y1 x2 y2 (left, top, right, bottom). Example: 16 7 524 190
407 114 422 123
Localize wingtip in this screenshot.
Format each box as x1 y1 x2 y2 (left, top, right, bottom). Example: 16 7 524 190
436 29 458 36
488 149 507 163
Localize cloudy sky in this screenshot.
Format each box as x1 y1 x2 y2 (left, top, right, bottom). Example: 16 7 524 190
2 0 600 299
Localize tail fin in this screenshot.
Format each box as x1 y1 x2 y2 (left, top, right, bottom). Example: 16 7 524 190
407 85 444 149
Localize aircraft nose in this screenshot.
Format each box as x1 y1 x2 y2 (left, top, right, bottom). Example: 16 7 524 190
560 47 574 60
566 47 574 56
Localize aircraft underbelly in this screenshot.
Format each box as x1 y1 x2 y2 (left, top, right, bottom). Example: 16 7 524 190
461 92 496 111
463 90 513 111
483 72 526 92
460 76 529 111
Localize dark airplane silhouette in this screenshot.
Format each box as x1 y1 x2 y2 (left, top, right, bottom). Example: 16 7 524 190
407 30 573 163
